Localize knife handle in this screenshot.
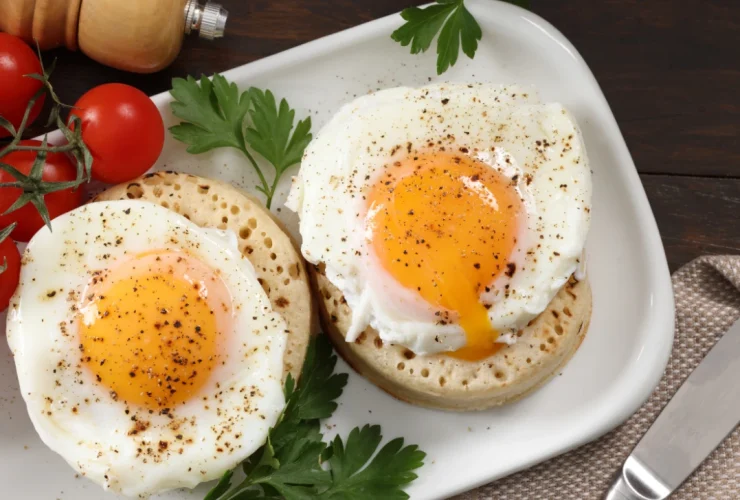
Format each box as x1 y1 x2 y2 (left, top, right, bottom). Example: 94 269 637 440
604 456 671 500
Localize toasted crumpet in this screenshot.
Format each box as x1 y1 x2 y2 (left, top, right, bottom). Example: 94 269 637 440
315 266 591 411
94 172 312 381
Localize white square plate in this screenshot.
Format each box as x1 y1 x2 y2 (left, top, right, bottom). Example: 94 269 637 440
0 1 674 498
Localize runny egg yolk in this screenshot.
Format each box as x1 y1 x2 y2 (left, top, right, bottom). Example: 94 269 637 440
79 251 231 410
367 152 522 361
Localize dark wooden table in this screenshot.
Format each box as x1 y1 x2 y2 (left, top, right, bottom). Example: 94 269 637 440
40 0 739 272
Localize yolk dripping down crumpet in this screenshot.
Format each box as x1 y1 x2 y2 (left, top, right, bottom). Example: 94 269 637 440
6 172 312 496
287 83 592 411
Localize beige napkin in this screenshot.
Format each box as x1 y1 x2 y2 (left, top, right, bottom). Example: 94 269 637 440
458 256 740 499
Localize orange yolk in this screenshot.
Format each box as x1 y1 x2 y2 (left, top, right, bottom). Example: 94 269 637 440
367 152 522 361
79 252 230 410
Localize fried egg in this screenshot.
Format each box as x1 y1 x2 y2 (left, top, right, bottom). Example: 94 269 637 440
6 200 287 497
287 83 591 361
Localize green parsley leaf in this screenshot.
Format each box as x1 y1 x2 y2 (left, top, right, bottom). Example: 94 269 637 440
391 2 459 56
435 1 482 74
268 334 347 456
252 438 331 499
392 0 529 74
246 89 312 179
319 425 426 500
243 436 281 478
170 74 251 154
391 0 482 75
169 76 312 209
244 88 312 208
290 332 348 421
203 336 424 500
270 418 323 465
204 470 234 500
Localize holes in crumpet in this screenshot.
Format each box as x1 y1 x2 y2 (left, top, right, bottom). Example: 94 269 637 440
126 184 144 199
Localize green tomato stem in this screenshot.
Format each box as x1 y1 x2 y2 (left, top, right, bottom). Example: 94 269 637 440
6 143 78 155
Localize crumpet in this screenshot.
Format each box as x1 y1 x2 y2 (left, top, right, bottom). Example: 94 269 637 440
316 267 591 411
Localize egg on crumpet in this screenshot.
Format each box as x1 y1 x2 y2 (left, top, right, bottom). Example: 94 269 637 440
7 173 311 496
287 83 592 410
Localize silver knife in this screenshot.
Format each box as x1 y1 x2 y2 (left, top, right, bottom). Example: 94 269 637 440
605 318 740 500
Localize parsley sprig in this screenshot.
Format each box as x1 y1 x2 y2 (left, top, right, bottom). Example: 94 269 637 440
205 336 426 500
391 0 482 75
391 0 529 75
169 75 312 209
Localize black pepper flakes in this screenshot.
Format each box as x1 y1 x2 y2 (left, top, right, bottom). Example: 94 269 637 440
505 263 516 278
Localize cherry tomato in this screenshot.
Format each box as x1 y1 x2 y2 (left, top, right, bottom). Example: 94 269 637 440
0 140 84 242
0 232 21 312
0 33 45 139
69 83 164 184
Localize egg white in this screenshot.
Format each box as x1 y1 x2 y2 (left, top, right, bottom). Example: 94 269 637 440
287 83 591 355
6 200 287 497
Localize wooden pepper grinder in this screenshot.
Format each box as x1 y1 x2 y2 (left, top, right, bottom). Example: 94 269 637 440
0 0 228 73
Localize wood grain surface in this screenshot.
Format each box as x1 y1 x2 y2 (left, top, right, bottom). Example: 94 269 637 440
11 0 740 270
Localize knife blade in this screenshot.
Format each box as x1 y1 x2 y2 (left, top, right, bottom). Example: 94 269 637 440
605 317 740 500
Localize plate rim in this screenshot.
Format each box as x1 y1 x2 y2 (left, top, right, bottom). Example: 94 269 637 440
49 0 677 497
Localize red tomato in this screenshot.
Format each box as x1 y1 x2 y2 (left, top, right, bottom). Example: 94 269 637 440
0 232 21 312
0 33 45 139
0 140 84 242
69 83 164 184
